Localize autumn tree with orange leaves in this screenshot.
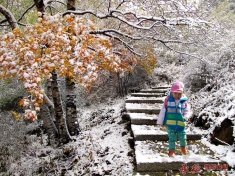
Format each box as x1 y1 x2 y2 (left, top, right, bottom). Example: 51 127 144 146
0 12 137 143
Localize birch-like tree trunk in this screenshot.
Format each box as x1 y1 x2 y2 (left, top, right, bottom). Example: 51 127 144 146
51 72 70 144
34 0 71 144
65 0 79 136
39 104 58 146
65 78 79 136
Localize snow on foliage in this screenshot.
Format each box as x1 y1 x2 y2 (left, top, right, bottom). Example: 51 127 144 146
0 13 136 121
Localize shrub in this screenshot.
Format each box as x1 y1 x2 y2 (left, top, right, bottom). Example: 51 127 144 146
0 79 26 112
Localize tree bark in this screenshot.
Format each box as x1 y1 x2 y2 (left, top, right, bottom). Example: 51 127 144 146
117 73 129 96
33 0 72 144
39 103 58 146
65 78 79 136
34 0 45 13
0 4 18 29
65 0 79 137
51 72 70 144
67 0 76 11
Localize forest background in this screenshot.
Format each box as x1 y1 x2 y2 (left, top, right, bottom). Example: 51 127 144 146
0 0 235 175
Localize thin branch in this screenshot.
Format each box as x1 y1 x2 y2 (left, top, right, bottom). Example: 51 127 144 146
107 0 111 13
47 0 67 6
115 0 128 10
0 19 7 24
99 32 142 57
214 137 231 146
17 22 27 27
17 3 35 23
90 29 142 40
45 5 61 13
160 40 209 63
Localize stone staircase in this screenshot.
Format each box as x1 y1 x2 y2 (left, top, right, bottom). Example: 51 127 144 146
125 86 228 174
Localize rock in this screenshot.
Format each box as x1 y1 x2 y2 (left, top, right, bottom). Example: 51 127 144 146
124 121 131 131
211 118 234 145
127 150 134 157
104 169 112 174
121 113 130 121
122 131 128 136
128 137 135 149
106 160 111 165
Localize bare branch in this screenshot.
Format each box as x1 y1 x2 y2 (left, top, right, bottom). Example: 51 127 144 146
45 5 61 13
90 29 142 40
0 19 8 25
115 0 128 10
107 0 111 12
47 0 67 6
17 3 35 23
0 4 18 29
101 32 142 57
160 41 209 63
45 1 66 14
63 8 211 31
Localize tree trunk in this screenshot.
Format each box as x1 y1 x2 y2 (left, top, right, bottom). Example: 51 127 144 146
67 0 76 11
34 0 45 13
0 4 18 29
117 73 129 96
38 79 59 146
65 78 79 136
65 0 79 137
51 72 70 144
39 103 58 146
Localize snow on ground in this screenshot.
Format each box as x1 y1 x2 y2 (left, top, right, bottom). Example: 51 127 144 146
3 79 235 175
4 98 134 176
201 138 235 168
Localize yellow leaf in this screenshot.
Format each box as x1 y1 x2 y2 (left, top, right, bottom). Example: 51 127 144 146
10 111 23 120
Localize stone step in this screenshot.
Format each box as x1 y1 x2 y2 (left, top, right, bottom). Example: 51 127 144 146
135 140 227 172
125 103 161 114
128 113 157 125
140 89 169 93
130 92 166 97
125 96 164 104
151 85 171 89
131 124 203 141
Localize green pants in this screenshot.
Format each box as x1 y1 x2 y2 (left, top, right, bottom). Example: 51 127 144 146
167 127 187 150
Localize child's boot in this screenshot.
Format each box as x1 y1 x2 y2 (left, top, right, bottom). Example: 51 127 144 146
181 147 187 155
168 150 175 157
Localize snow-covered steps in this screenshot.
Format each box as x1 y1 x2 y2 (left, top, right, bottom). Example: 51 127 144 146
140 89 169 93
130 92 166 97
125 103 162 114
151 85 171 89
125 96 164 104
135 140 227 172
125 86 230 173
129 113 157 125
131 125 203 141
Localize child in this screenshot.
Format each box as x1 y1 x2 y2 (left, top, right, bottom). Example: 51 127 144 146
157 81 192 157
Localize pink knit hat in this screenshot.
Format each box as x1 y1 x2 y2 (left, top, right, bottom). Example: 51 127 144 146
171 81 184 93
